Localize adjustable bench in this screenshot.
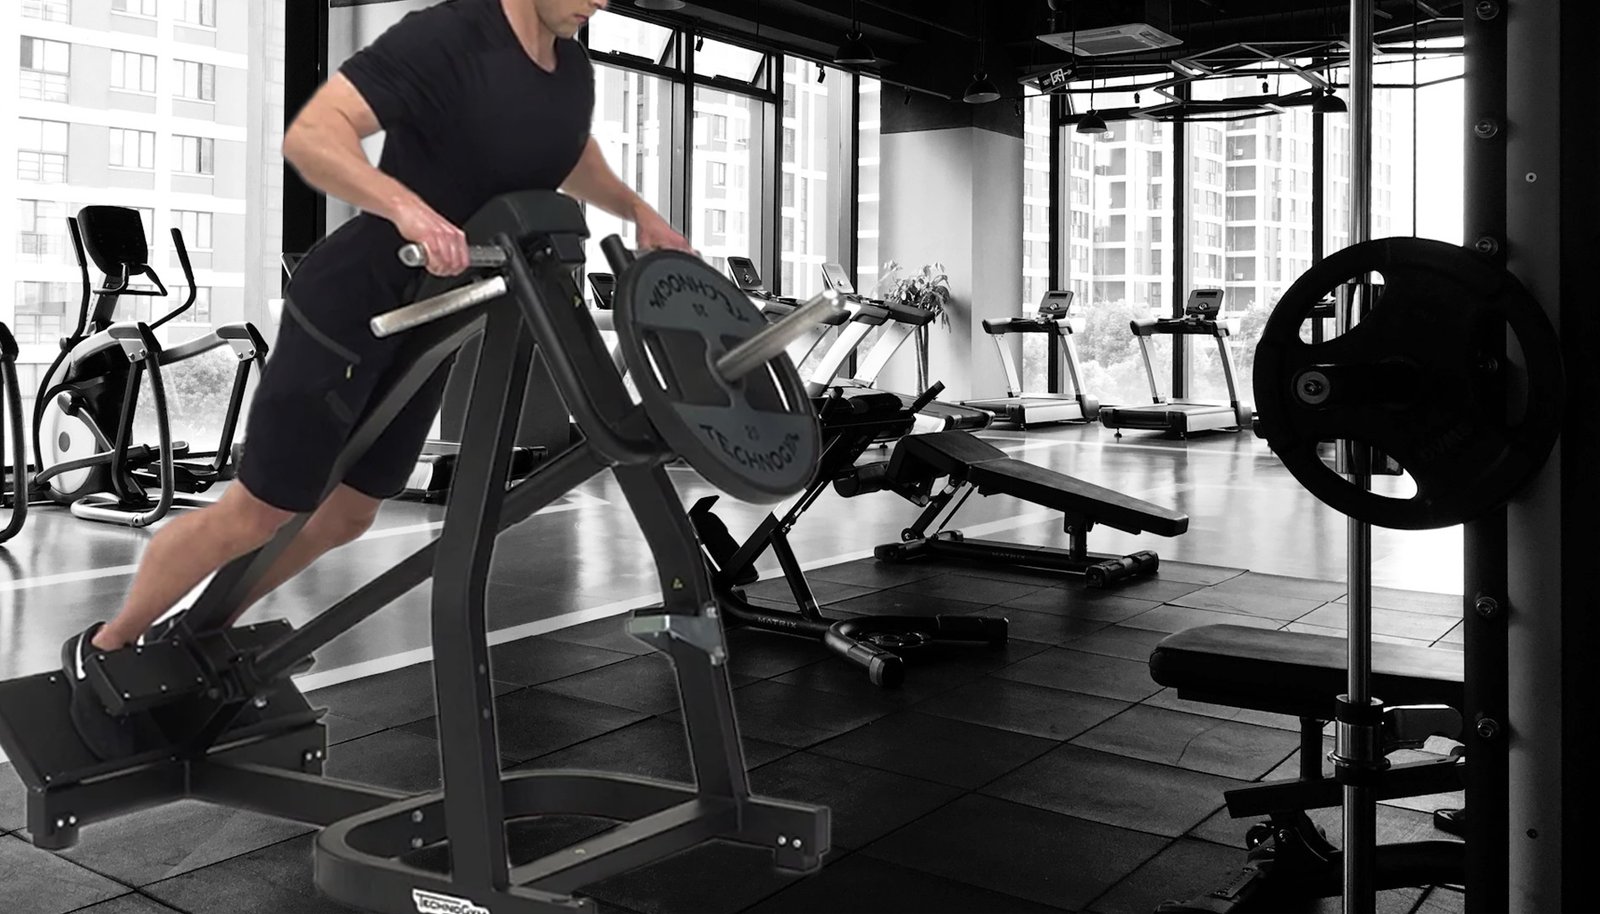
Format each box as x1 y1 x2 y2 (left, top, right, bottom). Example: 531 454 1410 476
866 430 1189 586
1147 625 1465 912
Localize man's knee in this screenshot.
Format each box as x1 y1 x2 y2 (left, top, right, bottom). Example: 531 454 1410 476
212 483 296 550
310 489 381 548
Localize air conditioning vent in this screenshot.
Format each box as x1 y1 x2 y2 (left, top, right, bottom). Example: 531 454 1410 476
1038 23 1183 57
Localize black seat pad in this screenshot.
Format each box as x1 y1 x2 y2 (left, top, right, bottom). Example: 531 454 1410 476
888 431 1188 537
1149 624 1463 720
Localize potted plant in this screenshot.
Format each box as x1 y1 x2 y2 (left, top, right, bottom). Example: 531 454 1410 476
878 260 951 390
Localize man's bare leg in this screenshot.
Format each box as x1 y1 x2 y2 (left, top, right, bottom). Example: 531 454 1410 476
92 483 295 650
230 485 383 620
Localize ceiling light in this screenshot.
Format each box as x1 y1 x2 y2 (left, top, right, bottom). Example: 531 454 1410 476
635 0 687 10
963 72 1001 104
1313 89 1348 114
834 31 877 66
1076 111 1110 134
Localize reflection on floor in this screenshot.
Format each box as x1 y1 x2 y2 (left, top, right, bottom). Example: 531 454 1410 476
0 421 1469 913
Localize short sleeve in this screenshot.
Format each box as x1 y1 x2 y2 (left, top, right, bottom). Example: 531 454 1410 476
339 6 460 129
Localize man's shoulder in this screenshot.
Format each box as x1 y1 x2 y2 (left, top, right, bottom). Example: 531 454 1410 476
389 0 500 47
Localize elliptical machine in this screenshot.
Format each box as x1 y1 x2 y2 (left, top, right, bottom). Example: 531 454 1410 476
31 206 266 527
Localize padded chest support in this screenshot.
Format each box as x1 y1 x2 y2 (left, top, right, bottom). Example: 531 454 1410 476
887 430 1188 537
1148 624 1463 720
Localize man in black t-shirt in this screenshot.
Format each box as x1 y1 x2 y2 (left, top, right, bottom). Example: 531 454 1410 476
63 0 678 679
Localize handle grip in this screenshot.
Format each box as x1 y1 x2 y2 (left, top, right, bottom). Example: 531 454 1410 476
714 290 838 382
397 243 507 269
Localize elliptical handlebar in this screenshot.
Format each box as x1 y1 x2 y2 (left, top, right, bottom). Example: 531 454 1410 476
149 228 198 332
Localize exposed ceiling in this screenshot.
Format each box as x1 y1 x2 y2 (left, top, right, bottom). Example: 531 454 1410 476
629 0 1468 101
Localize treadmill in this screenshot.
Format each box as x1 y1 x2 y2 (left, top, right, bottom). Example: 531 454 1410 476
1098 288 1254 438
964 290 1098 428
724 256 851 369
282 252 544 501
818 263 991 433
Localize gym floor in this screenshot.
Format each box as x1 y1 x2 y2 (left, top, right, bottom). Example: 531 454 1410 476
0 421 1465 914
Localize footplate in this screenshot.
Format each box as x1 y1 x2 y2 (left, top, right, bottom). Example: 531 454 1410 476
86 620 295 716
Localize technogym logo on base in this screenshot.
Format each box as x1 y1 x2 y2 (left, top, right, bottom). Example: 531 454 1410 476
413 889 491 914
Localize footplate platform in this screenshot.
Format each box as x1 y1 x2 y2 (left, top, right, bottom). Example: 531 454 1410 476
87 619 294 716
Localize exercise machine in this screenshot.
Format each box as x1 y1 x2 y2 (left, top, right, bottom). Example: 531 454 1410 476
1147 238 1564 912
725 255 853 370
0 323 27 543
964 290 1099 428
282 252 544 503
31 207 265 527
0 190 833 914
692 382 1010 688
1098 289 1254 438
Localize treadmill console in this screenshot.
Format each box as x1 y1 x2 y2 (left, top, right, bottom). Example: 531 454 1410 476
726 256 766 293
1037 290 1075 319
820 262 857 296
1184 289 1226 320
588 273 616 310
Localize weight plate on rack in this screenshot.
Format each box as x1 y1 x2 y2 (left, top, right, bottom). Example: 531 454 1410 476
614 250 820 503
1254 237 1564 530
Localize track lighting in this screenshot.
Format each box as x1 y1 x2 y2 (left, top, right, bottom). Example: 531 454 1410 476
963 73 1001 104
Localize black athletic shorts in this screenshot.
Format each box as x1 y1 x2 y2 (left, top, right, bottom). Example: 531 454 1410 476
236 295 450 513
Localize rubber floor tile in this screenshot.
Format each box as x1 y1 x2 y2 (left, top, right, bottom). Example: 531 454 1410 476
0 833 128 914
1085 837 1243 914
537 653 753 716
992 647 1165 702
487 636 635 687
746 852 1066 913
1333 586 1463 618
1295 604 1457 643
722 627 839 680
303 662 519 731
1199 572 1347 603
748 751 962 849
1415 886 1467 914
57 799 313 887
141 834 359 914
513 717 793 782
1141 687 1302 731
668 680 893 749
65 893 187 913
1003 588 1163 623
1072 704 1301 780
322 727 447 793
984 744 1242 838
810 710 1056 789
999 606 1114 645
1151 563 1246 586
806 560 948 590
862 794 1167 911
1119 604 1285 634
583 839 808 914
739 577 878 607
1067 624 1173 662
462 687 649 764
0 762 23 832
829 589 995 618
915 676 1130 741
1072 577 1205 604
320 711 387 747
770 637 1049 705
1167 586 1327 621
888 572 1053 605
538 617 657 657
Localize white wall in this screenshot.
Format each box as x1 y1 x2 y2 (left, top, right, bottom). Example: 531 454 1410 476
877 126 1022 400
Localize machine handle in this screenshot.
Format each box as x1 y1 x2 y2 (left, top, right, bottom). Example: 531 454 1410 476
714 290 838 382
369 277 509 338
397 243 507 269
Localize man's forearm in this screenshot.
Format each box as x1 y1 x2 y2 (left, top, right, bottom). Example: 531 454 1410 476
285 118 421 224
563 139 654 223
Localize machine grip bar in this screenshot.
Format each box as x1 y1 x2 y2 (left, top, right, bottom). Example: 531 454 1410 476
715 289 838 382
601 236 636 274
397 243 507 269
369 276 508 338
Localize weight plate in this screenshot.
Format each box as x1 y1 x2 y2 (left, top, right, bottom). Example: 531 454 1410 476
1254 237 1564 529
614 250 820 503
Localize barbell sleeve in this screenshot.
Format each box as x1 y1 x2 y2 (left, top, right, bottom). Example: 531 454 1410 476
370 276 509 338
716 289 839 382
397 243 508 269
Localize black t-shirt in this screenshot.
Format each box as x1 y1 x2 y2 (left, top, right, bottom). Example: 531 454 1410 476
289 0 594 334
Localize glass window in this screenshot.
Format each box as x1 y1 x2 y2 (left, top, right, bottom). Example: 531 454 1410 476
112 0 158 16
23 1 73 23
109 128 156 170
173 135 215 175
777 58 847 299
1019 95 1053 390
177 60 216 101
17 118 69 183
17 199 70 263
587 10 675 61
691 86 766 274
19 37 71 102
1066 100 1174 407
180 0 216 27
174 210 213 249
583 63 677 294
694 37 764 84
708 160 726 188
112 50 158 93
857 77 881 296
